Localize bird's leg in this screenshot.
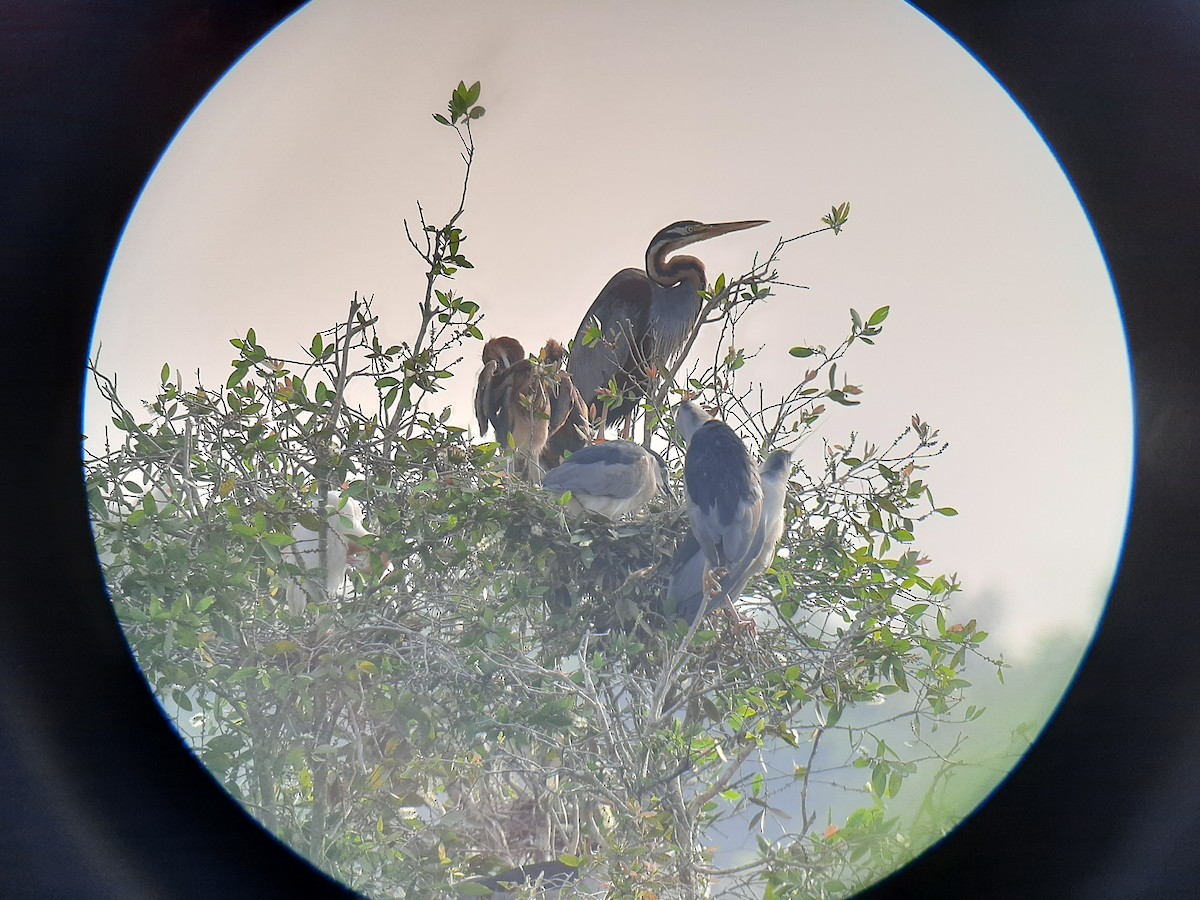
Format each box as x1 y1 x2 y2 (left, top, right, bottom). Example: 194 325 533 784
703 565 727 600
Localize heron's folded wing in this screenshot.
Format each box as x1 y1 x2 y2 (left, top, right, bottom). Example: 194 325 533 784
474 359 498 436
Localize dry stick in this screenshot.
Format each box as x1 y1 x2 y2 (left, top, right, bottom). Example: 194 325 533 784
324 294 372 432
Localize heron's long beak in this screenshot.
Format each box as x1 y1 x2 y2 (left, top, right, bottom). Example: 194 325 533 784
697 219 769 240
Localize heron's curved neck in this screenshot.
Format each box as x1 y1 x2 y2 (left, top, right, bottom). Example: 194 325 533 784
647 251 705 291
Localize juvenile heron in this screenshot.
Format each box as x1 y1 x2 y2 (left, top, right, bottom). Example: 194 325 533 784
475 337 583 480
538 339 590 469
568 219 767 432
676 401 763 613
667 448 794 623
474 335 528 445
541 439 671 519
460 859 582 897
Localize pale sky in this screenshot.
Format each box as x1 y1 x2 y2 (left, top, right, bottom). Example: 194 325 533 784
90 0 1131 687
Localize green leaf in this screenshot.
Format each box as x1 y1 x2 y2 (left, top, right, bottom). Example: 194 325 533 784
226 362 250 389
159 363 171 384
432 113 450 125
867 305 890 327
457 885 493 897
870 765 887 796
935 507 959 516
789 346 815 358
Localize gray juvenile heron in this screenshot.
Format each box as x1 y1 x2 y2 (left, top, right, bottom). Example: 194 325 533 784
460 858 582 897
567 219 767 433
676 401 763 616
475 337 584 480
541 439 671 519
666 448 794 623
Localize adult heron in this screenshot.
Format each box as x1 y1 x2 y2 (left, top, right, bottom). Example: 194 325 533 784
541 439 671 519
666 448 794 623
676 401 763 613
567 219 767 433
475 337 584 480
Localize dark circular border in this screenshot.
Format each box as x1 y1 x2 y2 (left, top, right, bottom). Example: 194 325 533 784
1 2 1196 897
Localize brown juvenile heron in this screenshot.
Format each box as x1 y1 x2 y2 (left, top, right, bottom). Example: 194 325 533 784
475 337 587 480
474 335 527 444
538 339 590 469
567 219 767 434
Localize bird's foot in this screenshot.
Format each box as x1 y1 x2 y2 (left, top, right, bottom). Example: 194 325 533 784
704 566 727 598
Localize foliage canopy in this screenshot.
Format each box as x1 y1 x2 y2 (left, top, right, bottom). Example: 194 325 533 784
86 82 998 899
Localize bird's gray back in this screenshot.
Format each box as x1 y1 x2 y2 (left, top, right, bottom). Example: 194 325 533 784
542 440 648 498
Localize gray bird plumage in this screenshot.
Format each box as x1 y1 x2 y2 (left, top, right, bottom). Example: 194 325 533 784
677 401 763 572
667 448 794 622
541 439 671 519
459 858 581 897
